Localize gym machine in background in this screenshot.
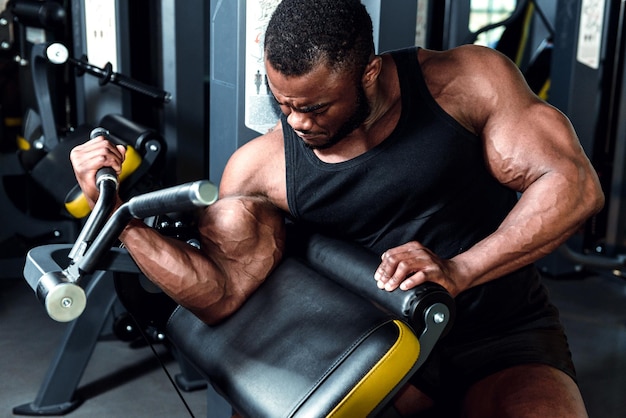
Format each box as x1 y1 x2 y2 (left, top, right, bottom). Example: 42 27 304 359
14 133 217 413
0 0 173 278
0 0 78 279
0 1 214 415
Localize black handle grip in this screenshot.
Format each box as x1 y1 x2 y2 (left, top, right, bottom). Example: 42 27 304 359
95 167 118 188
70 57 171 104
90 126 110 139
127 180 218 219
295 232 455 330
67 127 119 261
112 72 172 103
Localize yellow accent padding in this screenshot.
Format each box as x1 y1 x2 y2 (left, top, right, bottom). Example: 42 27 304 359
538 79 551 101
328 320 421 418
64 145 143 218
16 135 30 151
515 3 535 67
64 193 92 219
5 117 22 127
118 145 142 182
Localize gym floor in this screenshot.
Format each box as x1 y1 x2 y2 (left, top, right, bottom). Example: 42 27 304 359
1 268 625 417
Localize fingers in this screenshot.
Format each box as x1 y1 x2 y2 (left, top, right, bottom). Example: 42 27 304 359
69 136 127 204
70 136 126 175
374 242 441 292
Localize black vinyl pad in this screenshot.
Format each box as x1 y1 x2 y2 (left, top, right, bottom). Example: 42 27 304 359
167 257 417 417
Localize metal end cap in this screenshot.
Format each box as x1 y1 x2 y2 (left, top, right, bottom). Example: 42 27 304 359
45 282 86 322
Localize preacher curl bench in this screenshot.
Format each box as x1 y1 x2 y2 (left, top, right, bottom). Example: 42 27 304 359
23 173 455 417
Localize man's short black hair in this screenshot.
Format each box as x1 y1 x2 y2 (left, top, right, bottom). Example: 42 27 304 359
264 0 374 77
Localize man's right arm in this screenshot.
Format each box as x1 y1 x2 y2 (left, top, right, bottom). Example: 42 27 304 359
70 135 286 324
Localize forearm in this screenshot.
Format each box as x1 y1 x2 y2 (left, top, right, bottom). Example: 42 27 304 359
450 170 603 291
119 221 228 322
118 197 286 324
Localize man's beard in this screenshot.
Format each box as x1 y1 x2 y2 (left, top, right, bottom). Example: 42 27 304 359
306 85 371 150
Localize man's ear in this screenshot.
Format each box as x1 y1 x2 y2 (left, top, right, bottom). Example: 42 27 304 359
362 56 382 87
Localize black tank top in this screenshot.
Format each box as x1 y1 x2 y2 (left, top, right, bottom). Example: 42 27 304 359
284 47 518 257
283 47 557 341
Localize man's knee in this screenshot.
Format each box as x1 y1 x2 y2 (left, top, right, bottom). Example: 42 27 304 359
392 383 435 417
461 364 588 418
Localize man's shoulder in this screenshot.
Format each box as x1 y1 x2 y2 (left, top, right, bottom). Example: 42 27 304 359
380 45 506 81
238 125 285 165
220 125 287 208
417 45 522 134
419 44 507 74
419 45 521 100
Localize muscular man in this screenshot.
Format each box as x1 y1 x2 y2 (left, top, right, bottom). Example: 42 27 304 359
70 0 603 416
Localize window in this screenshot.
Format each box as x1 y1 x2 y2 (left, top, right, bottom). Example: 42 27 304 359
469 0 518 47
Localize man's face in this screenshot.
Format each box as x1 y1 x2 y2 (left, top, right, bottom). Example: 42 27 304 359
266 60 370 150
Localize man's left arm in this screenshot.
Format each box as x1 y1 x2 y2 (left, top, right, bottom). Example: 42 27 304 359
375 48 604 296
450 101 604 292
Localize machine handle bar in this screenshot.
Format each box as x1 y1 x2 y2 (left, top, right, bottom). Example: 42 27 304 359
76 180 218 275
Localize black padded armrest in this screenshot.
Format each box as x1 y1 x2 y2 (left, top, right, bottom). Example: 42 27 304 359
291 232 455 335
167 258 421 417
